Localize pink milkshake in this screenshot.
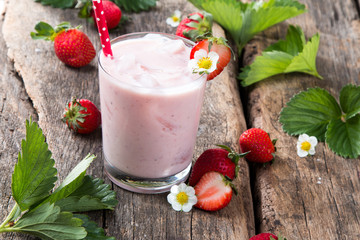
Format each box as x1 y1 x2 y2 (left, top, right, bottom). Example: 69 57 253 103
98 33 206 193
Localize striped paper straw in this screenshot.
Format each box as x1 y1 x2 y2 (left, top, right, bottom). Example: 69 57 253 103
92 0 113 57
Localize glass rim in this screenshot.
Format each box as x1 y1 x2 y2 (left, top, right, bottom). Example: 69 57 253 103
98 32 206 92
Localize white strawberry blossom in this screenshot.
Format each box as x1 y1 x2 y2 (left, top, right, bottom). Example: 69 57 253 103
297 133 318 157
167 183 197 212
166 10 182 27
188 49 219 75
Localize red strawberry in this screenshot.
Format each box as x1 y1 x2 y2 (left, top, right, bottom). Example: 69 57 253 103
62 98 101 134
249 233 287 240
249 233 280 240
239 128 276 163
188 145 247 186
175 12 213 42
190 37 232 80
194 171 234 211
31 22 96 68
91 0 122 30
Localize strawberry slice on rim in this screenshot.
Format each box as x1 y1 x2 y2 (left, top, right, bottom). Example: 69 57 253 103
190 36 232 80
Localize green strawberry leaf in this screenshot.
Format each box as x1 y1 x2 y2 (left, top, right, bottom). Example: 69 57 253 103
279 87 342 141
239 25 322 86
44 154 96 205
284 33 321 78
339 84 360 120
55 176 118 212
78 1 93 19
1 119 118 238
12 119 57 211
30 21 55 40
34 0 77 9
326 115 360 159
55 195 112 213
239 51 294 85
74 214 115 240
188 0 306 51
12 202 86 240
280 85 360 158
265 25 306 55
113 0 157 12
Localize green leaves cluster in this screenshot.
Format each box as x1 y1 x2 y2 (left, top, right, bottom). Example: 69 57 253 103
0 119 117 239
188 0 324 86
239 25 322 86
113 0 157 12
34 0 158 12
280 85 360 159
188 0 306 51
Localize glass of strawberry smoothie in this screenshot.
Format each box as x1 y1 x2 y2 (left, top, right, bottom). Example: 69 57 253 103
98 32 207 193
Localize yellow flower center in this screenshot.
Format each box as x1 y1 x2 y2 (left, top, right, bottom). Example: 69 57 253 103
172 16 179 22
176 192 189 205
197 57 212 70
301 141 311 151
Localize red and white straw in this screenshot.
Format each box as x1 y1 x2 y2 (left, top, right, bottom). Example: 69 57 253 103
92 0 113 57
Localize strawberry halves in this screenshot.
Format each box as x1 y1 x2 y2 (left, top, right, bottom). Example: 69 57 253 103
194 171 234 211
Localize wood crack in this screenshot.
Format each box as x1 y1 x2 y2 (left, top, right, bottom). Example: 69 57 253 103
353 0 360 18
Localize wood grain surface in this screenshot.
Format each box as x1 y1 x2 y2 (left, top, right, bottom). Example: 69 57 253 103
242 0 360 239
0 0 359 239
0 0 252 239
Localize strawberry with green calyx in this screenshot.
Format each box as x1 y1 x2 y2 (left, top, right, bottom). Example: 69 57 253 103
176 11 213 42
190 36 232 80
78 0 122 30
239 128 277 163
31 21 96 68
62 98 101 134
92 0 121 29
188 145 248 186
194 171 236 211
249 233 287 240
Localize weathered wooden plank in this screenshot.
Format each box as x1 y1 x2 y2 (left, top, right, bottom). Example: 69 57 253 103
0 4 38 240
0 0 253 239
243 0 360 239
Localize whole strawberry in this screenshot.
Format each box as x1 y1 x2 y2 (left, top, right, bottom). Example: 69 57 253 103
188 145 247 186
176 12 213 42
249 233 286 240
190 37 232 80
62 98 101 134
31 22 96 68
91 0 122 30
239 128 276 163
194 171 234 211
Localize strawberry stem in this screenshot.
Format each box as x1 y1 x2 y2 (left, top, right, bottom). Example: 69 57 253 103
62 98 89 131
31 21 79 42
216 144 249 179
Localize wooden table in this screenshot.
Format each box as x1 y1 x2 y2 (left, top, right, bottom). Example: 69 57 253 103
0 0 359 239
